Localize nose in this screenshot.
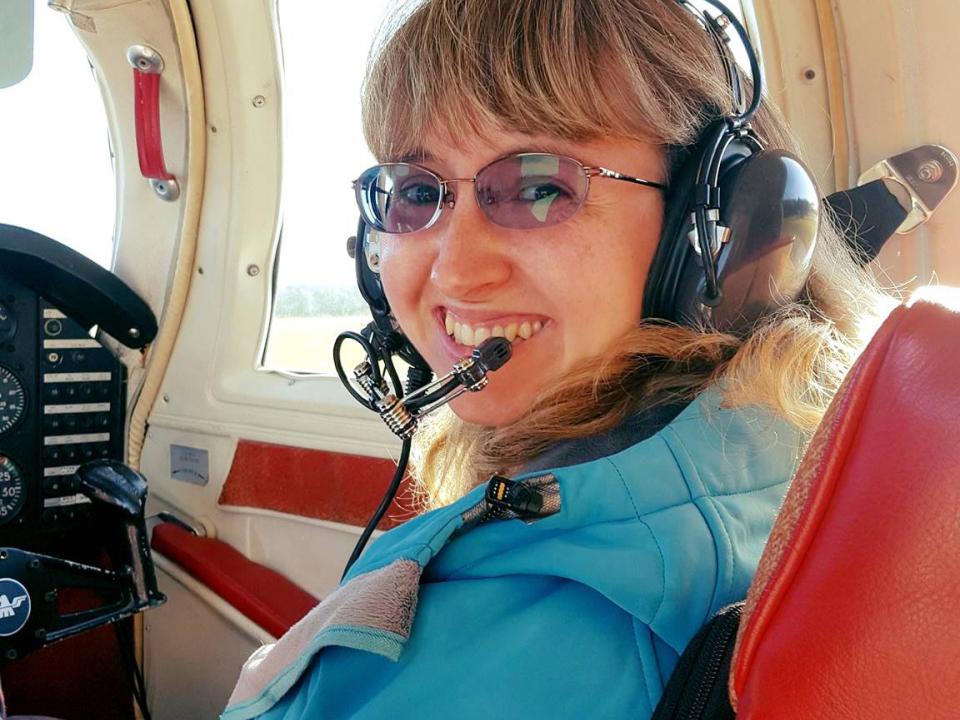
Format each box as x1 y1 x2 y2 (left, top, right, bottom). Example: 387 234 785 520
429 192 513 302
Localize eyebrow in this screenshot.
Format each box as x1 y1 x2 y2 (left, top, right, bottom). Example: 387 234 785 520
390 141 582 167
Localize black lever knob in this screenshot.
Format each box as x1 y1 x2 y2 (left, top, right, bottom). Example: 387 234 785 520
74 460 148 518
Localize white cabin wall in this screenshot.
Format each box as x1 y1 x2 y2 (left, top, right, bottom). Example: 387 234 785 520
754 0 960 290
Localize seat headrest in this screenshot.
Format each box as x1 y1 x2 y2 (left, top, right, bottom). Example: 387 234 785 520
730 294 960 719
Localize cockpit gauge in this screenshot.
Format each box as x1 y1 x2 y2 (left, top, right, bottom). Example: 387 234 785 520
0 302 14 343
0 366 26 436
0 456 26 526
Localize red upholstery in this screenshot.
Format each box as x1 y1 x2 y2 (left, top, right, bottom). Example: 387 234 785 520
151 523 318 638
218 441 416 529
731 297 960 719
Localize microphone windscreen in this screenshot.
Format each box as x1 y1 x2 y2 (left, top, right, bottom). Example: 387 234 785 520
474 337 512 371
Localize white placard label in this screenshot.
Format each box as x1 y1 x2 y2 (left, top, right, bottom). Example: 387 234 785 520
43 465 80 477
43 338 101 350
43 494 92 508
44 403 110 415
43 372 111 383
44 433 110 446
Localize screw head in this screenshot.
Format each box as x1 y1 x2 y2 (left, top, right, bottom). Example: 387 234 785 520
5 649 16 661
918 160 944 184
252 95 266 108
247 264 261 277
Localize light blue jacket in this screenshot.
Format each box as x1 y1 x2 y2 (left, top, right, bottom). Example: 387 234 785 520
223 388 802 719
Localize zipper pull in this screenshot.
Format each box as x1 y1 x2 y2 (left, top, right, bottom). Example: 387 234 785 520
485 475 544 516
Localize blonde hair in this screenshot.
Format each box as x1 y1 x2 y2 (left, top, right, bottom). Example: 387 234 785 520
362 0 893 508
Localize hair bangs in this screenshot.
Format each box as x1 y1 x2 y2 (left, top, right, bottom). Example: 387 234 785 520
361 0 723 162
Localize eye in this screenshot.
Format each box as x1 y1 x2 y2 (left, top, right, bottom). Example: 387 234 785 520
515 180 573 203
396 181 441 206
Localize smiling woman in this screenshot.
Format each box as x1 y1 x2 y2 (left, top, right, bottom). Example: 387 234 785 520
224 2 891 719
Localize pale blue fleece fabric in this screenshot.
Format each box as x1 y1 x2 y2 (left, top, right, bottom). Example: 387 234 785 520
225 388 801 719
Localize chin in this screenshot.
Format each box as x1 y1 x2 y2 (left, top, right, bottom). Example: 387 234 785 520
447 382 534 428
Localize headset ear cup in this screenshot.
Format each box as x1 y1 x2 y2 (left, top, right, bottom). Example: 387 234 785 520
642 121 752 322
354 219 391 323
673 150 820 331
353 218 433 372
641 146 699 322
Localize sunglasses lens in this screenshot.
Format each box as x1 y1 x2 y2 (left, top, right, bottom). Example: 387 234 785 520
476 154 589 229
355 164 443 233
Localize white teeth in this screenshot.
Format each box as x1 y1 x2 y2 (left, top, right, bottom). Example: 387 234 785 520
444 311 544 346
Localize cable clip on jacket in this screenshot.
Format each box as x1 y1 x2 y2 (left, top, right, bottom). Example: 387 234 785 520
485 475 545 516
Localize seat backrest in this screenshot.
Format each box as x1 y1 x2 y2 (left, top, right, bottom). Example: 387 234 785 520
730 294 960 719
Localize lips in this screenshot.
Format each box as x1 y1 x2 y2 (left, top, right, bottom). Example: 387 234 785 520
433 307 550 359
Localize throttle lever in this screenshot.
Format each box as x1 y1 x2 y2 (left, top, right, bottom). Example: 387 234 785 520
75 460 162 607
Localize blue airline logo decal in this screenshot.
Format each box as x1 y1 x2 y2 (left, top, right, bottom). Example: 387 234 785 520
0 579 30 636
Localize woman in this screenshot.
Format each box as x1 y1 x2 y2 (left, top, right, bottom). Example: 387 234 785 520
225 1 888 718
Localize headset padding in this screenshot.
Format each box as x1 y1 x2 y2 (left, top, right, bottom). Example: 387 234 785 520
642 120 753 324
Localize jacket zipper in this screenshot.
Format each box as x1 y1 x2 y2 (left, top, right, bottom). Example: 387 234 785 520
683 605 742 718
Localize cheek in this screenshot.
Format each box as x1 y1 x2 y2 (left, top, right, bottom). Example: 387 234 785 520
378 239 426 320
550 210 661 356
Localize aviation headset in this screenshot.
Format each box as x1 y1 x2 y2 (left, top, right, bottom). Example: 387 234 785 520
347 0 820 373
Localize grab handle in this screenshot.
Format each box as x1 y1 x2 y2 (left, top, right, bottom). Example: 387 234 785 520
127 44 179 201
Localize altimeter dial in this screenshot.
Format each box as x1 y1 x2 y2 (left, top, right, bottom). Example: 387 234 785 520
0 367 26 436
0 456 26 525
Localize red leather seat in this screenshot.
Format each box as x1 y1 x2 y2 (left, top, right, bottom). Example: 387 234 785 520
731 294 960 718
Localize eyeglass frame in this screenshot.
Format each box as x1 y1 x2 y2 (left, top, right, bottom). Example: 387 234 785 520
352 152 669 235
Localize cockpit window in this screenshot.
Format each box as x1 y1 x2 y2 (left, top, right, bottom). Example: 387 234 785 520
263 3 392 375
0 7 115 269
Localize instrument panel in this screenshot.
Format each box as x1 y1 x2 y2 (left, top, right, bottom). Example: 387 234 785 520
0 276 125 541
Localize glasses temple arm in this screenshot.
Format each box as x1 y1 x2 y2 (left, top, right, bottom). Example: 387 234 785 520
588 167 668 190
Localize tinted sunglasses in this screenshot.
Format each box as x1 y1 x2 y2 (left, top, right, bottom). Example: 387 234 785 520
353 152 667 234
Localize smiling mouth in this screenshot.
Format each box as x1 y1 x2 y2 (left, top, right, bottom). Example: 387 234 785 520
441 309 547 347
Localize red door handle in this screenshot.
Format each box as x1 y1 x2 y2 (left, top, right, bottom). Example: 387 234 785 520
127 45 179 200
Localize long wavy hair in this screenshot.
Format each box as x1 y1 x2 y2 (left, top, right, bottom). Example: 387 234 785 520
361 0 893 508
